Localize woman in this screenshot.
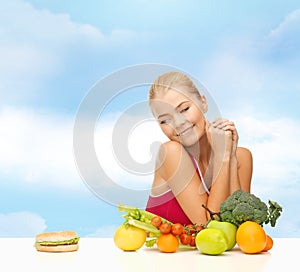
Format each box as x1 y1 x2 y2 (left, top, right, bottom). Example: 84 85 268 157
145 71 253 226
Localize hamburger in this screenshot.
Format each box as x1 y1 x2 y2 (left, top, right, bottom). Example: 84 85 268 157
34 230 80 252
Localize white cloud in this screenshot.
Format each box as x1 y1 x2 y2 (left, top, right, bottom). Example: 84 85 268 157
201 8 300 109
0 0 101 101
1 0 104 47
0 0 142 59
85 224 119 238
0 0 141 104
0 0 150 57
0 211 46 237
263 8 300 63
235 115 300 237
95 112 167 190
0 106 84 190
0 106 167 192
236 116 300 190
267 8 300 41
200 38 268 107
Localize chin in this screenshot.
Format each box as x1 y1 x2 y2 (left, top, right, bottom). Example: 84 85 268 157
180 135 200 148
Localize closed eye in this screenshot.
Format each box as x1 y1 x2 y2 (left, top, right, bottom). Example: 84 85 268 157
159 119 170 124
180 107 189 113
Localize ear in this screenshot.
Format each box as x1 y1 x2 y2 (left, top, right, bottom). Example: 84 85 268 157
201 95 208 113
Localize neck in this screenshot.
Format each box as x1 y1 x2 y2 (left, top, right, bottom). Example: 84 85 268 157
185 132 211 167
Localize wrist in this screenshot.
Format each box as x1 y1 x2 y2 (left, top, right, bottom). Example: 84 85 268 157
213 151 231 163
230 155 238 165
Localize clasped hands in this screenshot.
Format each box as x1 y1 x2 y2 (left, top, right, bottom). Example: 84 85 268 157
206 118 238 159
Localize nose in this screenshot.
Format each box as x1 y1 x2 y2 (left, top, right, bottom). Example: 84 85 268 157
173 112 186 129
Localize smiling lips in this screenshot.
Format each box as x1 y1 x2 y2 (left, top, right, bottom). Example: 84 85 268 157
176 125 194 136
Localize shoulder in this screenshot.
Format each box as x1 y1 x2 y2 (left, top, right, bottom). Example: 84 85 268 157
236 147 253 167
156 141 193 178
157 141 191 164
159 140 185 155
237 147 252 159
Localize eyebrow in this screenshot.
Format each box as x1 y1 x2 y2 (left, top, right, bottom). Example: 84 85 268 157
175 100 190 109
157 113 169 119
157 100 190 119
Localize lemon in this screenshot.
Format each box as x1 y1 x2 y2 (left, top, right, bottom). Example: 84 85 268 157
195 228 228 255
114 224 147 251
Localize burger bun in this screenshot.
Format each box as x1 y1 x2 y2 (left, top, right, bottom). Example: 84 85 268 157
34 230 80 253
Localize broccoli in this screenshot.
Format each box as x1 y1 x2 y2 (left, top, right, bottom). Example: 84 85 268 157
202 190 283 227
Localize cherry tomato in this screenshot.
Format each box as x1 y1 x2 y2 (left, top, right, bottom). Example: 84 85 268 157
185 224 195 235
195 224 203 233
159 222 172 234
189 236 196 247
180 233 192 245
151 216 162 228
171 223 184 236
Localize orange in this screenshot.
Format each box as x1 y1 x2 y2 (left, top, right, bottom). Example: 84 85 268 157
236 221 267 254
157 233 179 253
262 235 274 251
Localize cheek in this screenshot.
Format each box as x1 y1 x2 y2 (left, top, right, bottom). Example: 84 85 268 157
160 125 174 137
191 112 206 131
189 109 205 124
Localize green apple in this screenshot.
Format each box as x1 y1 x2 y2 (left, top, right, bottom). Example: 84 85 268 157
195 228 228 255
206 220 237 250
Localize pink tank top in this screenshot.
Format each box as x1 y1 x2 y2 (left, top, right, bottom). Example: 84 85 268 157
146 190 192 225
145 154 209 225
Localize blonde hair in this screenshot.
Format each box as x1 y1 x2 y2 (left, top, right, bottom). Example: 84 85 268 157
148 71 201 100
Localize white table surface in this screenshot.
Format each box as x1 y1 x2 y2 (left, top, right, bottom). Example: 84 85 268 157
0 238 298 272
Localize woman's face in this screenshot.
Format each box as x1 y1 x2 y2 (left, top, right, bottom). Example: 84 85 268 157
150 88 207 147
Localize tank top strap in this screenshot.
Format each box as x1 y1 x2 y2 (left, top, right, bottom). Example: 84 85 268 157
188 153 210 195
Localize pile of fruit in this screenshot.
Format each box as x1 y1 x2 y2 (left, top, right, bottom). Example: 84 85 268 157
114 190 282 255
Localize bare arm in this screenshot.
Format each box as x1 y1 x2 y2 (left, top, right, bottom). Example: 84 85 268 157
235 147 253 192
210 119 253 194
152 126 253 225
154 141 209 225
205 121 233 213
155 140 238 225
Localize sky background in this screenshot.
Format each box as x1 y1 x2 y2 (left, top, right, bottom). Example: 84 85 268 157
1 0 299 238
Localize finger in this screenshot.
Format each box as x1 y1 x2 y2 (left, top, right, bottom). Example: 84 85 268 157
212 117 228 123
223 126 239 142
216 121 235 129
221 124 236 131
224 130 232 137
212 118 230 128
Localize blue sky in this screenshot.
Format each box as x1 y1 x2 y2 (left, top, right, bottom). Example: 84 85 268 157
1 0 300 238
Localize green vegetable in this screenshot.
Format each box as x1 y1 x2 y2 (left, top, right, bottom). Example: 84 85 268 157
145 238 157 248
202 190 283 227
118 203 171 236
118 204 168 225
117 204 196 249
35 237 80 246
265 200 283 227
125 218 161 235
219 190 282 227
